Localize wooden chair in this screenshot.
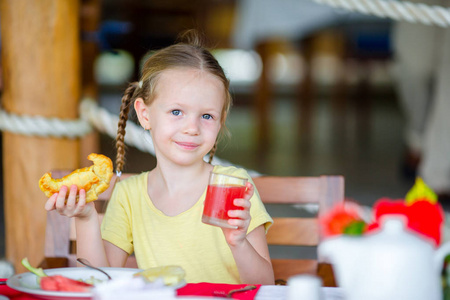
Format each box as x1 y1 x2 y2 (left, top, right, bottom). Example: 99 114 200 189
253 175 344 285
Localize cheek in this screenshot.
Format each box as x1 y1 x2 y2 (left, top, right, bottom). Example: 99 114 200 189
207 125 221 144
149 121 173 140
154 125 175 138
204 121 221 136
150 115 174 132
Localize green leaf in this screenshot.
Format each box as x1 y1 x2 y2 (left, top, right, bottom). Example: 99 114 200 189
343 220 366 236
445 254 450 264
21 257 47 278
405 177 437 205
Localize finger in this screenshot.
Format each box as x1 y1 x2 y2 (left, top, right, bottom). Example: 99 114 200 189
55 185 68 210
75 189 86 213
228 209 250 220
44 193 58 211
79 188 86 199
233 198 251 209
227 218 248 229
244 182 254 198
66 185 78 210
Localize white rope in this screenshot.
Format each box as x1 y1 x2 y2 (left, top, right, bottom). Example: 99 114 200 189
315 0 450 27
80 98 156 154
0 107 92 138
79 98 252 172
0 98 259 175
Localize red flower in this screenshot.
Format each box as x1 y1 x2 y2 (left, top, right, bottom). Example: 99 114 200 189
367 198 444 246
320 202 367 237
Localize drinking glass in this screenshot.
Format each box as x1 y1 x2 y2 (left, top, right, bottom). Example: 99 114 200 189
202 172 248 229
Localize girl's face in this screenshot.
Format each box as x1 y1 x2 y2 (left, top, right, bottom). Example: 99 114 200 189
137 68 225 167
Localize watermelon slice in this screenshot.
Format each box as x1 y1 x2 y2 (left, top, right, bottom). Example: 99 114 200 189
40 275 92 292
21 257 93 292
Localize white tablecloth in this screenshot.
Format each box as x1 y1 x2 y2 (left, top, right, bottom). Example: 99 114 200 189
93 277 344 299
256 286 344 300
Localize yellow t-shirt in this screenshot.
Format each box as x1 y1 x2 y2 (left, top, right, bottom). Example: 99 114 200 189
101 165 273 284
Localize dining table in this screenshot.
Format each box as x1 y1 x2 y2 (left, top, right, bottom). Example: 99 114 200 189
0 257 344 299
256 285 344 299
0 277 345 300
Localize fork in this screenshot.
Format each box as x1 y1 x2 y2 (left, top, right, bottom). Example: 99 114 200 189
76 258 112 280
213 285 257 298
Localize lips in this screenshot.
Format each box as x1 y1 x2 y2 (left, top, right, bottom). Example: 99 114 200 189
175 141 200 150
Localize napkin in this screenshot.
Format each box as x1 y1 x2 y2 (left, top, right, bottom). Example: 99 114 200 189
177 283 261 299
0 278 39 300
92 276 176 300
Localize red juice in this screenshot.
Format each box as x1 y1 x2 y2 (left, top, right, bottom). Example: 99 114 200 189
202 184 246 228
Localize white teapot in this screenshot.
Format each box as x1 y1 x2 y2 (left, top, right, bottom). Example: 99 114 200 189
318 215 450 300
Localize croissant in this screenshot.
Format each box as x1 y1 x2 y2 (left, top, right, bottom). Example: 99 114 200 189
39 153 114 202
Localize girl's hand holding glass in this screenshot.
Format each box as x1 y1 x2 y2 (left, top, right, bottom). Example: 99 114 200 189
202 172 249 228
44 184 94 219
221 182 254 247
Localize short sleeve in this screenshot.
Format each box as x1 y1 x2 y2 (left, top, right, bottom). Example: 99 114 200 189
101 181 134 254
247 176 273 234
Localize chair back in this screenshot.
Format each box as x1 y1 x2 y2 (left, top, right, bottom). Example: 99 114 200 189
253 175 344 284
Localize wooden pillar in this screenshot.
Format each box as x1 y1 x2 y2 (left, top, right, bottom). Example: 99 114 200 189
254 41 274 168
80 0 101 100
79 0 101 165
298 36 315 152
0 0 81 272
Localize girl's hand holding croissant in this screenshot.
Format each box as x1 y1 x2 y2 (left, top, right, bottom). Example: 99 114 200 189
44 184 95 219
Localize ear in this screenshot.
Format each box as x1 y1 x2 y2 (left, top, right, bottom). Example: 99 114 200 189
134 98 151 130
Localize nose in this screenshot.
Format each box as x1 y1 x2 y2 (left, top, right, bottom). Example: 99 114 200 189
183 116 200 135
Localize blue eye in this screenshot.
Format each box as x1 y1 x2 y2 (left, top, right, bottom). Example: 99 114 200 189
171 110 181 116
202 114 213 120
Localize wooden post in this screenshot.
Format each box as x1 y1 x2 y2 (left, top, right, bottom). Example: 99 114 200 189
0 0 81 272
79 0 101 165
254 41 273 169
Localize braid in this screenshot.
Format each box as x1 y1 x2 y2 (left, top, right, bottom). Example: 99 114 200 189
115 83 139 173
208 141 218 164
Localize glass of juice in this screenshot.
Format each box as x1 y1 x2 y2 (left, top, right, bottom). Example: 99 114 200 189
202 172 248 229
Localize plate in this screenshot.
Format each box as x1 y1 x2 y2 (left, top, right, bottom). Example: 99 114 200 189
7 267 140 300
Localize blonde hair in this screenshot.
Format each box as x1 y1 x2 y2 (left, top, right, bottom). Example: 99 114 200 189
115 30 232 173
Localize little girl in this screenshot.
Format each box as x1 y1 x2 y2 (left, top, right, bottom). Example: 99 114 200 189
45 30 274 285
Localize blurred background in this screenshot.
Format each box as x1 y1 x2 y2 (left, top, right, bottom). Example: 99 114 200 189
2 0 442 259
92 0 411 199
